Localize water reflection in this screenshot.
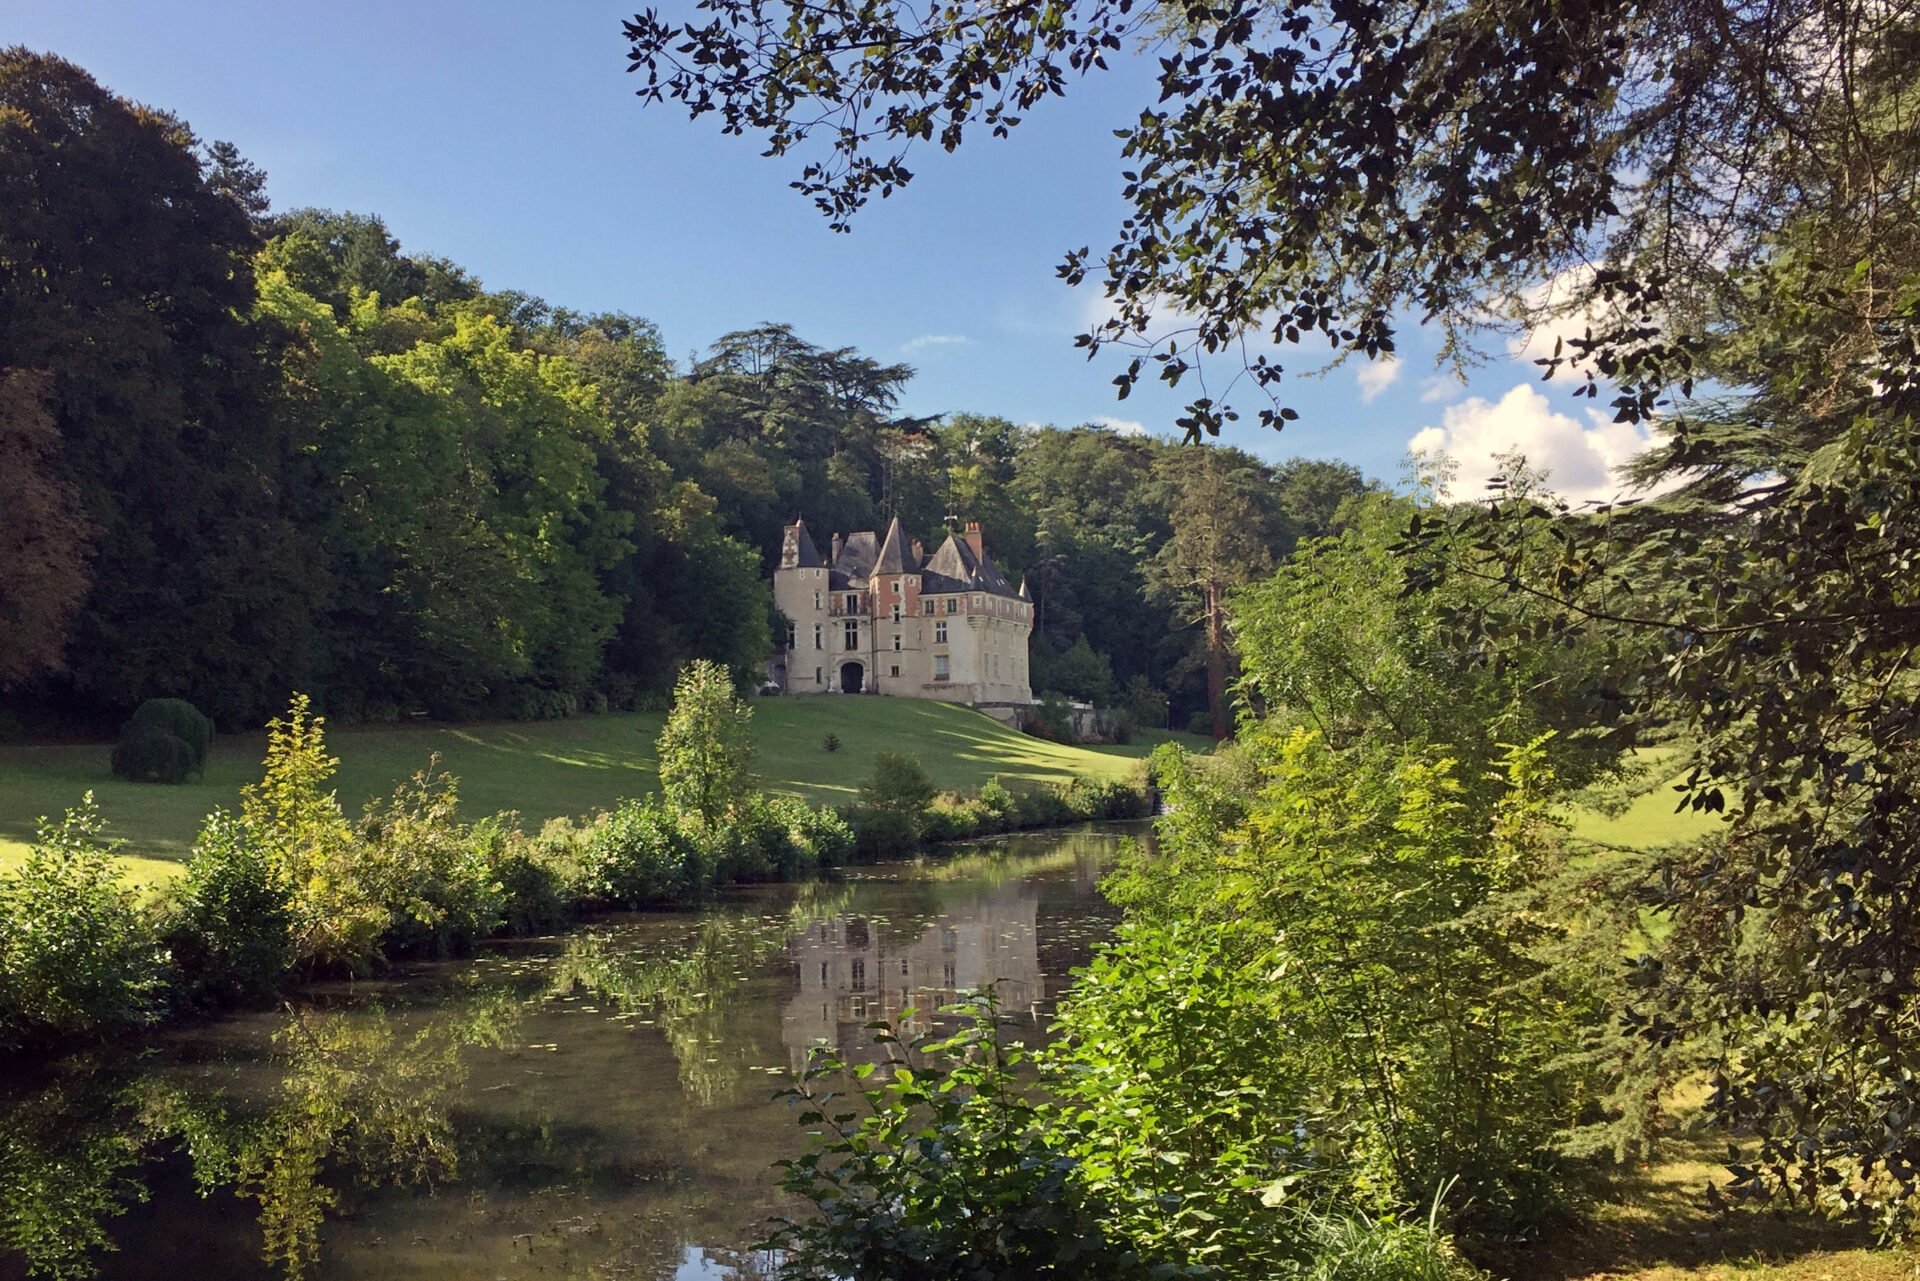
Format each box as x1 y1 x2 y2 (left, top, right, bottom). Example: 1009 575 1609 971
0 824 1134 1281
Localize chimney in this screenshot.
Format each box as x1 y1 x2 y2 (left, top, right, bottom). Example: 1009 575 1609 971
911 539 924 561
831 532 844 562
963 521 984 560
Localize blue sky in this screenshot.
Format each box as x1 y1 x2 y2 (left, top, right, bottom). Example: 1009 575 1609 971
14 1 1655 496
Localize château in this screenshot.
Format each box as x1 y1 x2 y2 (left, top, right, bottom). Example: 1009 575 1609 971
769 516 1034 707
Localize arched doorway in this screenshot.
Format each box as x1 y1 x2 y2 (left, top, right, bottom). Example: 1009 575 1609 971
839 662 865 694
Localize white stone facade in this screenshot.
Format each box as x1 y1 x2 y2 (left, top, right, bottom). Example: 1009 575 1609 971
768 517 1034 706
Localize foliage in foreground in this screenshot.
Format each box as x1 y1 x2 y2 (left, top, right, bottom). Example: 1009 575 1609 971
0 797 164 1052
1082 730 1597 1249
769 994 1485 1281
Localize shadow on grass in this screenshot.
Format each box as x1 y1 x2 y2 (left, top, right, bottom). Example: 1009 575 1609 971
1488 1133 1906 1281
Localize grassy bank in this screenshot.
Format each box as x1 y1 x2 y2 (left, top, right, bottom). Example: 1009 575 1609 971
0 699 1200 883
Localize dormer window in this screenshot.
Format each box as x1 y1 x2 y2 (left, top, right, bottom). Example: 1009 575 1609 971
844 593 859 613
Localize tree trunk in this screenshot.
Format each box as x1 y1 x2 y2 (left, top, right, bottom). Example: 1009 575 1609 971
1206 580 1228 740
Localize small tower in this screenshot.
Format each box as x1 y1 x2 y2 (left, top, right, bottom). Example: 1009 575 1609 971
772 518 831 692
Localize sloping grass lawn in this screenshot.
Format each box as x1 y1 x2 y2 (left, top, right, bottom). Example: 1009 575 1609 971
1568 746 1728 850
0 698 1203 885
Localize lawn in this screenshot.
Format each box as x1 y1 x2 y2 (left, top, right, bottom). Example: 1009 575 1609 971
0 698 1203 886
1568 746 1729 851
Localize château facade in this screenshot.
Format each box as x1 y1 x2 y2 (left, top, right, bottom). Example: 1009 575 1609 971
769 516 1034 705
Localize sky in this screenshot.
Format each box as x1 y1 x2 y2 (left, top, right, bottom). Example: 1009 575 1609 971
11 1 1659 498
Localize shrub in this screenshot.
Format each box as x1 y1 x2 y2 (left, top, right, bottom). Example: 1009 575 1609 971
472 817 577 935
242 695 385 972
767 993 1194 1281
822 732 841 753
587 799 706 906
110 726 196 784
847 752 939 859
0 795 163 1052
162 810 296 1005
354 763 506 957
1020 694 1077 744
657 660 756 828
735 793 849 880
1058 777 1151 821
977 777 1016 832
1009 786 1075 829
122 698 215 767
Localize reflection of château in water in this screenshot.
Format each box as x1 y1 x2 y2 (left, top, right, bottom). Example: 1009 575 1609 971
782 879 1045 1068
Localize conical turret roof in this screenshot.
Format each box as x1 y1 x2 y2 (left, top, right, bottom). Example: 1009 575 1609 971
873 515 920 575
781 519 824 569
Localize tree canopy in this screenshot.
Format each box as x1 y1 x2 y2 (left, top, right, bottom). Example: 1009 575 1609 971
625 0 1916 434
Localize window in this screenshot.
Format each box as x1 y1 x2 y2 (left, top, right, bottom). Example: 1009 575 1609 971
844 621 859 650
889 665 900 677
922 598 934 615
893 578 902 593
945 598 958 615
813 590 822 610
815 667 822 685
844 593 858 613
972 595 983 609
851 959 866 992
934 621 948 644
934 654 950 680
891 603 902 623
892 633 902 651
813 623 823 650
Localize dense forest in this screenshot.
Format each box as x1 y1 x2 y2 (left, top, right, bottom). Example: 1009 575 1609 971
0 49 1369 738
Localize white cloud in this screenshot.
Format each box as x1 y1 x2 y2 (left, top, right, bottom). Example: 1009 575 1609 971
1092 415 1148 436
1355 357 1401 403
1407 383 1663 504
903 333 971 353
1419 375 1462 404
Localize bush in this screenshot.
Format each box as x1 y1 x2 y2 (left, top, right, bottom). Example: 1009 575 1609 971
1010 786 1075 829
241 694 386 972
0 796 163 1052
122 698 215 767
476 819 577 935
977 777 1016 832
1058 777 1152 821
354 765 507 957
586 799 706 906
822 732 841 753
657 660 756 828
849 752 939 859
110 726 196 784
161 810 296 1005
768 994 1194 1281
736 793 851 880
1021 694 1077 744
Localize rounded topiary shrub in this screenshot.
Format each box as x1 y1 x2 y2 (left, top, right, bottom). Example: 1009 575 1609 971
110 727 196 784
118 698 215 777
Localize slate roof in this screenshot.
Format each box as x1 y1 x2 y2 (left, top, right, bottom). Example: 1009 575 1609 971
922 533 1020 599
780 519 824 569
873 516 919 575
785 518 1023 600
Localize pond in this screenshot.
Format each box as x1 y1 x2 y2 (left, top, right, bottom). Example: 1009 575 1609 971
0 823 1141 1281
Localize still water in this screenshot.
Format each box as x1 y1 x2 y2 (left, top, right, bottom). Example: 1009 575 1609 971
0 824 1137 1281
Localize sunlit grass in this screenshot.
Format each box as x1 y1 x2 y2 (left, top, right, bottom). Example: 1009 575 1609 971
0 699 1203 882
